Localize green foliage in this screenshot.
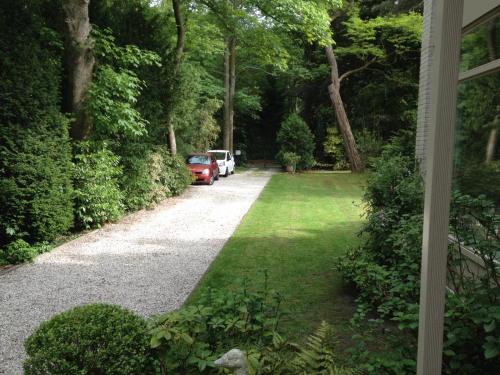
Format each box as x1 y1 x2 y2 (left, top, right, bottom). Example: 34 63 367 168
119 144 190 211
0 239 51 265
289 321 356 375
88 27 160 138
276 114 315 170
0 2 73 248
336 9 422 61
338 134 500 374
149 275 285 373
24 304 155 375
355 129 383 168
73 142 124 229
281 152 301 169
456 161 500 206
323 127 348 170
166 64 222 156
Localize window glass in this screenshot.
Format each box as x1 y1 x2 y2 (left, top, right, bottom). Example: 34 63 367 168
227 153 231 161
187 155 210 165
212 152 226 160
453 71 500 204
460 16 500 73
450 69 500 271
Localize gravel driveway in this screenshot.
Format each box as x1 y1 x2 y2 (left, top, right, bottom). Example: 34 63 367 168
0 168 274 374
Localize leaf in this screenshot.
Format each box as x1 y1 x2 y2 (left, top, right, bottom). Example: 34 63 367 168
483 343 499 359
180 333 194 345
151 335 162 349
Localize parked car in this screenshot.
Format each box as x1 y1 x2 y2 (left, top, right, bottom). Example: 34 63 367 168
186 153 219 185
208 149 235 177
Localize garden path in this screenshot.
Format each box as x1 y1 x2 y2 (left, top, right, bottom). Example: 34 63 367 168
0 168 274 375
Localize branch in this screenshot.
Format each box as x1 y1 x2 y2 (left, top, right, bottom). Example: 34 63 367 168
339 57 377 83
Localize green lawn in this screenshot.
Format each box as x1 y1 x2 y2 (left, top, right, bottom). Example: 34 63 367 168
188 172 366 340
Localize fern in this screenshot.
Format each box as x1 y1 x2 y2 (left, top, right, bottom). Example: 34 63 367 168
289 322 357 375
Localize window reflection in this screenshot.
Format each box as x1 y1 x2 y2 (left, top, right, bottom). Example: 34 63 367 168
460 16 500 72
454 71 500 205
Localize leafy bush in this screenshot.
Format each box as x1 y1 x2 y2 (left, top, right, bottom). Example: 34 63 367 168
119 144 191 211
157 147 192 196
149 276 285 373
0 239 51 265
88 27 160 139
73 142 124 229
338 133 500 374
0 4 73 246
276 114 315 170
24 304 155 375
355 129 384 168
281 152 301 170
324 127 348 170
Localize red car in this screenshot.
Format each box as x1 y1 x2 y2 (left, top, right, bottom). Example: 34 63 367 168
186 153 220 185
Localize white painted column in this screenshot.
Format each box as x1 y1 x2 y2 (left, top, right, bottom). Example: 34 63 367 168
416 1 464 375
415 0 436 172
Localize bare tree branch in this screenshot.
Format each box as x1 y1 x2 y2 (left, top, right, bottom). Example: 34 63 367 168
339 57 377 83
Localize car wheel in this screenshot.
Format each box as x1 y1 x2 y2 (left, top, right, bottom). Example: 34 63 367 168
215 171 219 181
224 167 229 177
231 166 235 175
209 175 214 185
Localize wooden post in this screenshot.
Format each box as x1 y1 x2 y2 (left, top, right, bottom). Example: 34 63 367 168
416 2 464 375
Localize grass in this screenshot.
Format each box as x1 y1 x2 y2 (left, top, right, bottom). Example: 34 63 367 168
188 172 367 341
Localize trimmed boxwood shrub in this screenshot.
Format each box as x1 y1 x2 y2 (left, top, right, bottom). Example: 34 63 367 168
276 113 315 170
24 304 155 375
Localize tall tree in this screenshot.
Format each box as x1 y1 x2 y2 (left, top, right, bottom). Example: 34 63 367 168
63 0 95 140
323 5 421 172
325 43 364 171
167 0 186 155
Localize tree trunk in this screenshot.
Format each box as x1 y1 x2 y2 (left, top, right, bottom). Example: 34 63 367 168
325 45 364 172
229 36 236 153
223 38 231 150
63 0 94 140
167 0 185 155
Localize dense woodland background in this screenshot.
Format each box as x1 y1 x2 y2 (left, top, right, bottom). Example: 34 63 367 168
0 0 422 256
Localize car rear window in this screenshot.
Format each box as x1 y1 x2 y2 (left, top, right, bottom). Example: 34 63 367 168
212 152 226 160
187 155 210 165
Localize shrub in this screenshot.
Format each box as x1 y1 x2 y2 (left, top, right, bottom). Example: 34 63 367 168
324 127 348 170
73 142 124 229
119 144 191 211
119 143 168 211
156 147 192 196
276 113 315 170
149 276 285 373
281 152 301 171
0 4 73 246
0 239 51 265
355 129 384 168
24 304 155 375
338 133 500 374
